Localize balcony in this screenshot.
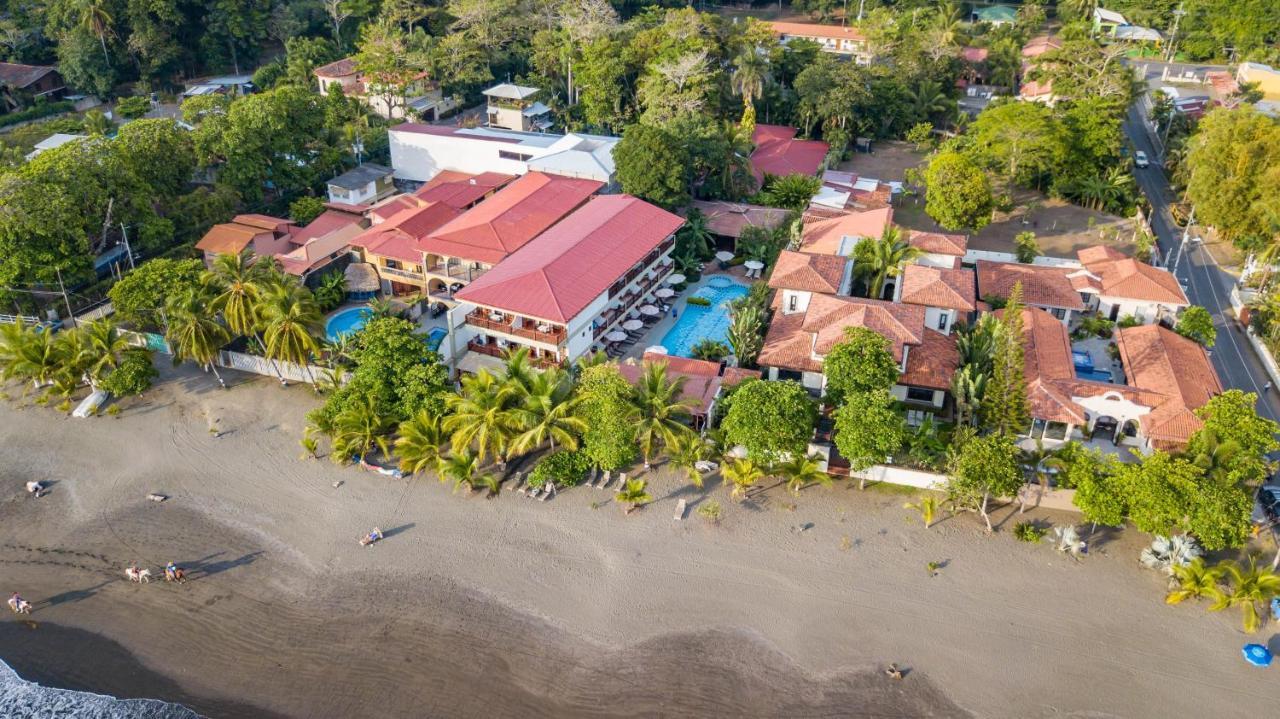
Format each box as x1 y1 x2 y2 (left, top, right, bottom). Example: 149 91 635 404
379 265 425 281
425 262 485 282
465 309 566 345
468 340 562 368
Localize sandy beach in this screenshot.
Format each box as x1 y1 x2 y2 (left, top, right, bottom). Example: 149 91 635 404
0 364 1274 718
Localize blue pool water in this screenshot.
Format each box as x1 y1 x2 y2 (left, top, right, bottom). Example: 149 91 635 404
659 277 750 357
325 306 373 342
1076 367 1113 383
426 326 447 351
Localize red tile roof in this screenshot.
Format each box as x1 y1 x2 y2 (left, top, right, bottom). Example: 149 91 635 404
800 207 894 256
687 200 791 238
368 195 424 224
617 352 723 417
1021 36 1063 58
314 58 357 78
195 223 269 255
769 21 866 43
454 195 684 323
899 329 960 391
758 303 822 374
750 124 830 182
414 171 515 210
233 214 293 232
768 250 847 294
289 209 363 246
1077 246 1188 305
962 47 989 63
351 202 463 261
907 230 967 256
1004 307 1089 424
900 264 976 312
1020 79 1054 99
803 295 924 361
1116 325 1222 444
422 172 602 265
976 261 1085 311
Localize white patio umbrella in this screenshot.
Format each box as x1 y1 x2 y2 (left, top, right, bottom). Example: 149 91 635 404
743 260 765 271
654 288 675 298
665 273 686 285
605 330 628 342
715 251 735 262
622 319 644 331
639 304 660 316
645 345 669 355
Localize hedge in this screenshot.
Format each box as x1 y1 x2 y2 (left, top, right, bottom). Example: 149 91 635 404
527 450 591 488
0 101 76 129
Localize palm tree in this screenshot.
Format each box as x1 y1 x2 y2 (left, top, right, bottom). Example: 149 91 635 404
774 454 830 495
1188 428 1243 484
510 367 584 454
444 369 517 465
313 271 347 312
726 304 764 367
676 209 715 261
395 410 448 475
1020 439 1066 512
207 251 271 338
1209 557 1280 633
50 328 89 396
903 495 942 528
615 478 652 514
331 394 395 463
731 49 769 127
439 449 493 494
854 226 921 300
0 320 63 394
628 362 696 468
1166 559 1223 605
259 283 322 386
78 0 115 62
906 417 947 470
165 286 230 388
80 319 129 389
907 79 952 126
668 432 711 489
722 457 764 501
500 346 537 396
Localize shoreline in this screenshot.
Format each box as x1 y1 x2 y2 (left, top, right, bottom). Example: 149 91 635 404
0 365 1274 718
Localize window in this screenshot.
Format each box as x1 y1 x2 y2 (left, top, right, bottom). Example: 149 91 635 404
1044 421 1069 441
1050 307 1066 320
936 312 948 331
906 387 935 403
498 150 533 162
788 294 798 312
906 409 929 427
1028 418 1047 438
385 259 402 270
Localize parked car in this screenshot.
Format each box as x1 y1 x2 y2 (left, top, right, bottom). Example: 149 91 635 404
1253 485 1280 526
1134 150 1150 169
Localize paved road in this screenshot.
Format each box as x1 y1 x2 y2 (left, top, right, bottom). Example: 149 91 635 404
1123 103 1280 423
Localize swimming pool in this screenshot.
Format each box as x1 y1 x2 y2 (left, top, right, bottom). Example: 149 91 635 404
325 306 373 342
658 277 750 357
425 326 447 351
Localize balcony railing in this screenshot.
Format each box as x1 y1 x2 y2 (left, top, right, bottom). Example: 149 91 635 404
465 310 566 345
425 263 485 281
468 340 562 368
379 265 425 281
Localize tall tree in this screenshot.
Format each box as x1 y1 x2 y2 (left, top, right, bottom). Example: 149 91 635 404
983 283 1030 436
823 327 900 406
923 150 993 231
628 361 696 468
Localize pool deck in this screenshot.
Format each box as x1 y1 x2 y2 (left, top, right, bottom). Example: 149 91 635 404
621 267 755 361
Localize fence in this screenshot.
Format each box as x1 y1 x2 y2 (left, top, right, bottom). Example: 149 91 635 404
120 329 338 384
850 464 1083 514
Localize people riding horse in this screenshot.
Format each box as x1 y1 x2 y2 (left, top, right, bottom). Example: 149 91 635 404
164 562 185 582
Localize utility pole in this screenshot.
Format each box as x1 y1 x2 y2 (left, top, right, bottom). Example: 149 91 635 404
1165 1 1185 63
54 267 76 328
120 222 135 270
1172 206 1194 277
857 0 866 21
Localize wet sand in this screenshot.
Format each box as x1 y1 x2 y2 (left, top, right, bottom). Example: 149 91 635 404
0 365 1273 718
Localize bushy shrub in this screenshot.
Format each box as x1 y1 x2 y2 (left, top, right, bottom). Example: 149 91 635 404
0 100 74 128
101 349 158 396
527 450 591 489
1077 315 1114 338
1117 314 1141 329
686 296 711 306
1014 522 1047 543
115 95 152 119
689 339 729 362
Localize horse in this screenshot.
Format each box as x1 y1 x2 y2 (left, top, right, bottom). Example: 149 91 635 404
7 597 32 614
164 567 186 583
125 567 152 583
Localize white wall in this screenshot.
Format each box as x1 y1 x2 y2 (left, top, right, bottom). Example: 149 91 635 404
923 307 953 334
916 253 959 269
389 131 532 182
802 371 825 391
1097 296 1183 324
780 289 812 315
567 292 610 362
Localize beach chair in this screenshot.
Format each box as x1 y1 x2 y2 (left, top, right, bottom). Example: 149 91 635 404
614 472 628 491
527 484 543 499
599 470 611 489
586 468 600 488
538 483 553 501
510 472 525 493
674 499 687 520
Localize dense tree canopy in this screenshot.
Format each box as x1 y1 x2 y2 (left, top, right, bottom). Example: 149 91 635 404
822 327 900 406
721 379 817 462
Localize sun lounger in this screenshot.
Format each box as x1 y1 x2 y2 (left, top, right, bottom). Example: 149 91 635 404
599 470 611 489
614 472 628 491
586 468 599 488
527 484 543 499
510 473 525 493
674 499 687 520
538 484 552 501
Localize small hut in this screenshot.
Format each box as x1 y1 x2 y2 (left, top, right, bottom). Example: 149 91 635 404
344 262 380 301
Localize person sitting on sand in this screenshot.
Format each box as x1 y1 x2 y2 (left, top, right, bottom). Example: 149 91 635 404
885 663 903 680
25 481 44 498
360 528 383 546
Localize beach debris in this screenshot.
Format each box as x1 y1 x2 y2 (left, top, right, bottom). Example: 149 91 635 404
146 493 168 503
332 481 343 489
926 561 942 577
791 522 813 533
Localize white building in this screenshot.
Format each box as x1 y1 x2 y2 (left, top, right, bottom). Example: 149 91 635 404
388 124 619 186
326 163 395 206
483 83 552 132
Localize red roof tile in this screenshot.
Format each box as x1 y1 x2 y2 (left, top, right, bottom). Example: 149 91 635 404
1021 36 1063 58
454 195 684 323
351 202 462 260
750 124 830 182
414 171 515 210
900 264 976 312
1116 325 1222 444
976 261 1084 311
422 172 602 265
907 230 967 256
617 357 721 417
769 21 866 43
962 47 989 63
900 329 960 391
233 214 293 232
768 251 847 294
802 295 924 361
0 62 58 88
800 207 894 256
1077 246 1188 305
314 58 357 78
687 200 791 238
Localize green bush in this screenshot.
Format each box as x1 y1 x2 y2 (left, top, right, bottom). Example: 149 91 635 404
1117 314 1141 329
689 339 729 362
686 296 711 306
1077 315 1114 338
0 100 75 129
527 450 591 489
101 349 158 396
290 196 326 225
1013 522 1047 543
115 96 152 120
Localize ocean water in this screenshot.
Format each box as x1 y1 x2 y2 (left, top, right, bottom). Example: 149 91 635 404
0 659 201 719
